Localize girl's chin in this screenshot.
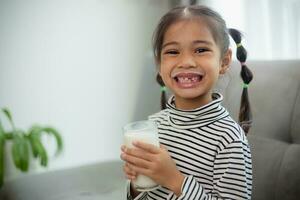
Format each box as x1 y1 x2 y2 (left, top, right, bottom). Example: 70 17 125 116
174 90 205 99
168 81 209 99
174 81 200 89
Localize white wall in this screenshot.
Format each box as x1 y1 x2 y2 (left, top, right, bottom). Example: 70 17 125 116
200 0 300 60
0 0 169 180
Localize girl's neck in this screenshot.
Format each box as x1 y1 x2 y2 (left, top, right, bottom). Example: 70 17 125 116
174 93 213 110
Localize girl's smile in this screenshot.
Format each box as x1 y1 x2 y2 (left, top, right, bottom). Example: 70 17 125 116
171 70 204 89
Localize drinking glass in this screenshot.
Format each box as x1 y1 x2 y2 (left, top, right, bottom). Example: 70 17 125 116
123 120 160 191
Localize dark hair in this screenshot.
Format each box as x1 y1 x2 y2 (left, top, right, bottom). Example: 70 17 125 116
228 28 253 134
152 5 253 134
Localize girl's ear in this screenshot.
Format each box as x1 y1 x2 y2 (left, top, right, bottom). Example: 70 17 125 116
220 49 232 74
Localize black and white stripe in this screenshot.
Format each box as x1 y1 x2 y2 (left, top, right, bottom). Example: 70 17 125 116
127 93 252 200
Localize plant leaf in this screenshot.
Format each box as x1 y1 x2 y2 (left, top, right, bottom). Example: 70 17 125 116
33 135 48 166
12 132 30 172
28 125 62 166
28 126 48 167
43 127 63 155
1 108 15 130
12 134 22 170
28 134 39 158
28 125 42 134
18 132 29 172
35 139 48 167
28 126 43 158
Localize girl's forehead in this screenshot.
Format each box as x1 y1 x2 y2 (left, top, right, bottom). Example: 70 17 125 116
163 18 215 43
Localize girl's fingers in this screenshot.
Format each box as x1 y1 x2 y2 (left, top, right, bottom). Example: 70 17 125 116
121 145 126 152
123 163 137 180
123 146 154 162
124 163 136 175
126 174 136 181
121 152 151 169
132 141 160 154
124 168 136 180
128 163 151 177
125 172 136 180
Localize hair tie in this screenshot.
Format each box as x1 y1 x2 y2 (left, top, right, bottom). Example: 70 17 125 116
240 62 246 65
243 83 249 89
236 43 242 48
160 86 167 92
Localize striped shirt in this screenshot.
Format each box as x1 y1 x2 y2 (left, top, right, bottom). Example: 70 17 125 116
127 93 252 200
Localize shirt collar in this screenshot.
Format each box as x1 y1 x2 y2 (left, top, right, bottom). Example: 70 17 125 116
166 93 229 129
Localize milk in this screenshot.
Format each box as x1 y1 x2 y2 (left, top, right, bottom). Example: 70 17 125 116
123 120 159 191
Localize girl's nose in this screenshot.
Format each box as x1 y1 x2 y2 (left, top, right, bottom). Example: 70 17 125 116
177 52 196 68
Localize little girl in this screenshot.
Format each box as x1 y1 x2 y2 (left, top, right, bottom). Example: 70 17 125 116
121 5 253 200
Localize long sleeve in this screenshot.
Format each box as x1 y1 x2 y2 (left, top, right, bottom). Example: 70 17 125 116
176 140 252 200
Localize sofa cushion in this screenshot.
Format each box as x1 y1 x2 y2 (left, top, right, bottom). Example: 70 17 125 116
275 143 300 200
291 86 300 144
247 135 289 200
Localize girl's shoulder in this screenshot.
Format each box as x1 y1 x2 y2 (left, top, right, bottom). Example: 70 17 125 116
216 115 249 144
148 109 169 122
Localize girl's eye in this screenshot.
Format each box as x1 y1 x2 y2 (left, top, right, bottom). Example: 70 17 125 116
165 50 179 55
195 48 208 54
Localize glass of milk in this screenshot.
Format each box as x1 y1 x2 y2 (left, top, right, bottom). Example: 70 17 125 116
123 120 160 191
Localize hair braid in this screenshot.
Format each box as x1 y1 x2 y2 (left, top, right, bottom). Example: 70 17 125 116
228 28 253 134
156 74 167 110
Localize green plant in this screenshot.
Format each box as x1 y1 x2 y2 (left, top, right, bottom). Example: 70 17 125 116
0 107 63 188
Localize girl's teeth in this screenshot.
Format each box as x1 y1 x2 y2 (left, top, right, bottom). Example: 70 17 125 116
178 76 200 83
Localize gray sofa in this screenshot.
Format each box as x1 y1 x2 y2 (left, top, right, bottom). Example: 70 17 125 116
216 60 300 200
1 60 300 200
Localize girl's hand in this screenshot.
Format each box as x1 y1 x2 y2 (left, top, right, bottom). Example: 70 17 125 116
120 141 185 196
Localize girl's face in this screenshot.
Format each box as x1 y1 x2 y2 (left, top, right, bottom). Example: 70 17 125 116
159 19 231 110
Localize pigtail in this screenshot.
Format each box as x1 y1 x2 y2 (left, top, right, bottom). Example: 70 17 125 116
228 28 253 135
156 74 167 110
